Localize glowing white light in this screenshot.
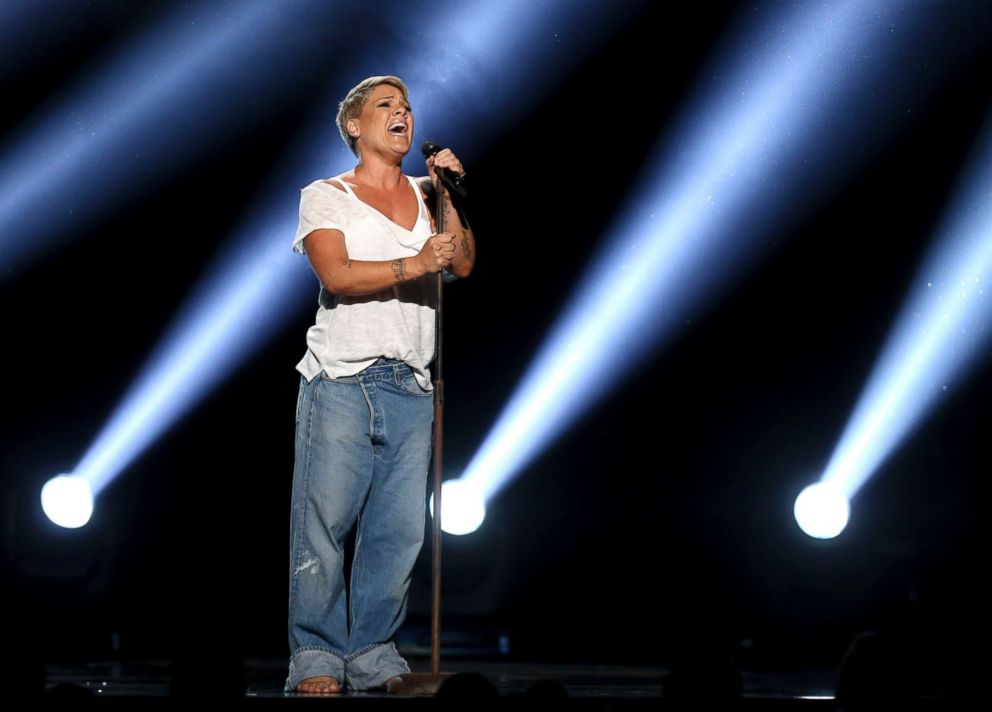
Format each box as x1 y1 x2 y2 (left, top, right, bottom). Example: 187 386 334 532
821 116 992 498
41 475 94 529
430 480 486 536
794 482 850 540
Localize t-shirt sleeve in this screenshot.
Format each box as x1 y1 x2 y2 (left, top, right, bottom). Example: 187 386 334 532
293 184 346 255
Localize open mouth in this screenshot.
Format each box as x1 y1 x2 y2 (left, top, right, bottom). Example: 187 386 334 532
388 123 408 136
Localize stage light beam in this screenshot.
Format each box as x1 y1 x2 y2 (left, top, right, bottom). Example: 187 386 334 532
818 114 992 501
0 0 340 279
458 0 981 503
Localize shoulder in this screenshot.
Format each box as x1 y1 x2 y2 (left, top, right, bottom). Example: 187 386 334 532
323 173 352 192
298 177 350 221
302 174 351 194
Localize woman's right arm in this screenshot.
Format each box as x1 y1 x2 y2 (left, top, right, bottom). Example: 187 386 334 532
303 228 456 296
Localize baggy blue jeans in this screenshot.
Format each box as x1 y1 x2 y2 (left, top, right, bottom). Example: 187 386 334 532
285 358 434 691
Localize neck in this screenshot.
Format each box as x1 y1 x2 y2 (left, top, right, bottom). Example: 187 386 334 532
354 153 404 191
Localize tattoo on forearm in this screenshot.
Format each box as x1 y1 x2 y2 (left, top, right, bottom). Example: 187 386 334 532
441 197 452 225
391 258 408 282
342 259 353 268
460 236 472 260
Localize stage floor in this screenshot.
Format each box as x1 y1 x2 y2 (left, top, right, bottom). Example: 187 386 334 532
41 658 837 706
40 657 979 708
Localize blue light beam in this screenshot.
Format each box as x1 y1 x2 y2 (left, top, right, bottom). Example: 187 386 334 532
0 0 346 279
458 0 987 501
68 0 649 497
820 116 992 499
76 236 297 495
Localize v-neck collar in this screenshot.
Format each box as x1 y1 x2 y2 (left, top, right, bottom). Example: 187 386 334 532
333 174 423 233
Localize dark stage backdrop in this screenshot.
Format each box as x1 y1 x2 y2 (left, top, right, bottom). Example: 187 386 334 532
1 0 989 680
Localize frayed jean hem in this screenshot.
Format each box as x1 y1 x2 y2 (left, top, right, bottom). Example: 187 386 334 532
344 641 410 690
284 647 345 692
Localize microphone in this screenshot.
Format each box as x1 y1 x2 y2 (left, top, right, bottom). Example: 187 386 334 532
421 141 468 199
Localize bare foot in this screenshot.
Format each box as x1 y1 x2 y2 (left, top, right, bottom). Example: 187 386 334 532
295 675 341 694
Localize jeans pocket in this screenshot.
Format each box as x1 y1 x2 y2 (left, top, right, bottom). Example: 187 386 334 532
398 371 433 398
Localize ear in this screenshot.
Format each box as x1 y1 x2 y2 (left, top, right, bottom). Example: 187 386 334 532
347 118 360 138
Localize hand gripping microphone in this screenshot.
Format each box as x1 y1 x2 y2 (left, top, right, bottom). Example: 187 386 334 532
421 141 468 200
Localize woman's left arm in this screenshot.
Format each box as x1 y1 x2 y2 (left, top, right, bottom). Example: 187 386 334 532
423 148 475 278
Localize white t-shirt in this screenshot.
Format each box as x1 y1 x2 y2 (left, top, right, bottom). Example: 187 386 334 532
293 175 436 390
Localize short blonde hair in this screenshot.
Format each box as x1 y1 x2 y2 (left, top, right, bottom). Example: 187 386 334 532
337 75 410 156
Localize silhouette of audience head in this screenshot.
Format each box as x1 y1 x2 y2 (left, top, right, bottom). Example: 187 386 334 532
437 672 502 708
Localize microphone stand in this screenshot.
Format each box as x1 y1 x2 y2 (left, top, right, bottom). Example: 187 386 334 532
430 168 446 679
388 167 454 696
